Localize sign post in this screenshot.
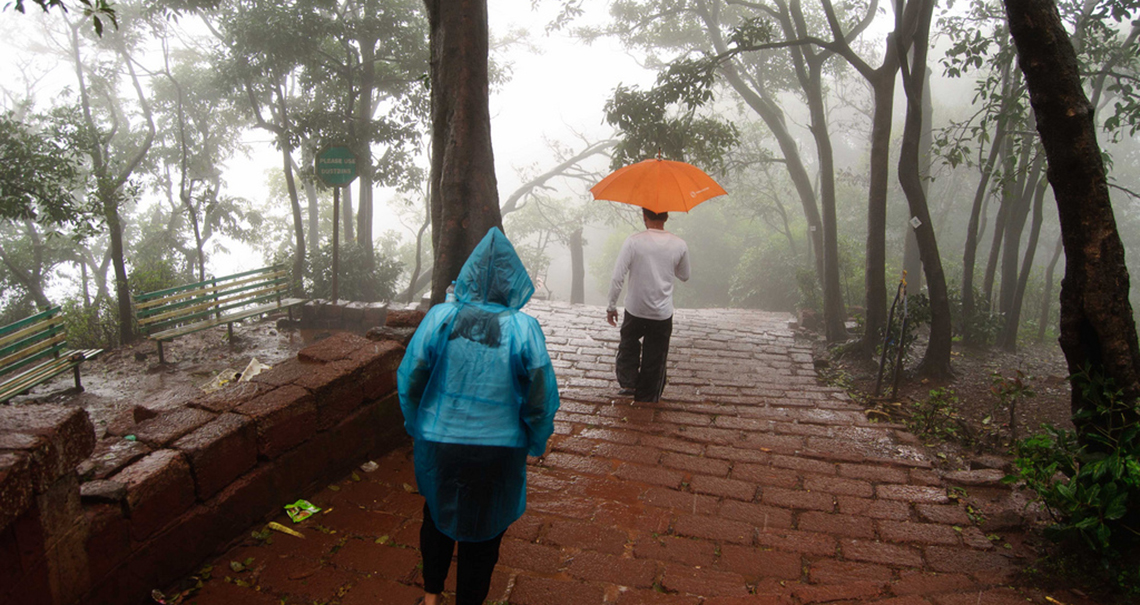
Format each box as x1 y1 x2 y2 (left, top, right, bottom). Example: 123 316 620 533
315 145 358 302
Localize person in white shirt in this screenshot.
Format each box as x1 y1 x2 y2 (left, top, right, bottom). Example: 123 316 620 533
606 208 690 402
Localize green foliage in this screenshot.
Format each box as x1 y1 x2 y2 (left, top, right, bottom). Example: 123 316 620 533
729 241 803 312
1005 371 1140 597
0 110 87 226
603 52 740 169
129 256 184 297
908 387 966 441
59 297 119 349
306 240 402 303
9 0 118 35
985 370 1035 446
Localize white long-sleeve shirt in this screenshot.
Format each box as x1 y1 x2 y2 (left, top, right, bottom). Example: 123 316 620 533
607 229 690 321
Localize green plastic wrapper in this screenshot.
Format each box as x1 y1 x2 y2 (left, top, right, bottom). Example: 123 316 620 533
284 499 321 523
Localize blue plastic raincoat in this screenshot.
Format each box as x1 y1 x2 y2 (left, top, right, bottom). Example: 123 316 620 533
397 227 561 542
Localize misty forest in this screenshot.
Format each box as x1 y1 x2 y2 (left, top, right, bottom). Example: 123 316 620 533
4 0 1140 597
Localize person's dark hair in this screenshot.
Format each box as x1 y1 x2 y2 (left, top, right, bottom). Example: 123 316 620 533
642 208 669 222
448 306 502 348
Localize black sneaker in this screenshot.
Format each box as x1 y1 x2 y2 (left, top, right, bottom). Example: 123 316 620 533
618 388 636 396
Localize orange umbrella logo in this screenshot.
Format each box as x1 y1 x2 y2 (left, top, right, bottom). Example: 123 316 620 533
589 157 728 214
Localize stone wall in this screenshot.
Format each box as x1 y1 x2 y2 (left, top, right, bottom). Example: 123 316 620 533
297 300 390 332
0 331 408 605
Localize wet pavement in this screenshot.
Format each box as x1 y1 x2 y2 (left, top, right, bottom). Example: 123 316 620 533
174 301 1083 605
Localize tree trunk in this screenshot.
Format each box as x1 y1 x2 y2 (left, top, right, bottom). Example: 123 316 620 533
898 0 952 379
1037 235 1063 343
402 195 431 304
961 62 1012 339
854 63 895 358
997 143 1038 318
342 186 356 243
300 144 320 261
424 0 503 306
805 63 847 342
1003 0 1140 437
1000 173 1048 351
355 36 376 264
699 13 826 291
280 143 306 295
570 227 585 304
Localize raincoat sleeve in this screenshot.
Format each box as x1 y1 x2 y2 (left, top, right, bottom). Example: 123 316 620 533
397 306 447 437
518 315 560 456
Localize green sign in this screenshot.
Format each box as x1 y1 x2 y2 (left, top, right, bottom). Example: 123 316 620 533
316 145 358 187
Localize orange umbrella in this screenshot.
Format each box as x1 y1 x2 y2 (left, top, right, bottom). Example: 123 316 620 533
589 157 727 213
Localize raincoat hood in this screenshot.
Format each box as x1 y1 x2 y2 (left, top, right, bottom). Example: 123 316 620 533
454 227 534 310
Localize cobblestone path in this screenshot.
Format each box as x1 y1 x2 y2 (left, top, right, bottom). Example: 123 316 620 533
181 302 1077 605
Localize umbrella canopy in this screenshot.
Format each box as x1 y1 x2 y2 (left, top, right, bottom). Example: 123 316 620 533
589 157 727 213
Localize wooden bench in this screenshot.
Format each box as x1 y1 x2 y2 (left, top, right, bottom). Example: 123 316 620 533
134 265 306 363
0 306 103 403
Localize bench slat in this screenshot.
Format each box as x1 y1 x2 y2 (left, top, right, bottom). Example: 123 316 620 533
0 333 67 378
134 269 289 312
134 265 287 302
148 298 305 342
138 282 289 328
0 348 102 403
0 314 62 351
0 307 59 340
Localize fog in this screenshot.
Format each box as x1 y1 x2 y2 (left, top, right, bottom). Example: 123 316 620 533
2 0 1138 348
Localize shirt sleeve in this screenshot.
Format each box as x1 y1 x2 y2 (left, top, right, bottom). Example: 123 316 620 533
675 242 690 282
608 239 633 311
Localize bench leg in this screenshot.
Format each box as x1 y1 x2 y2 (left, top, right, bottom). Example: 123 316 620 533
73 365 84 392
227 322 234 343
157 340 165 364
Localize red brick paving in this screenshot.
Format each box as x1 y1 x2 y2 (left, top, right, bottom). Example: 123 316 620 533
172 303 1086 605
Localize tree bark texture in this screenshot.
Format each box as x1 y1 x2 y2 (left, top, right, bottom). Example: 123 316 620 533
424 0 502 306
1004 0 1140 425
898 0 953 378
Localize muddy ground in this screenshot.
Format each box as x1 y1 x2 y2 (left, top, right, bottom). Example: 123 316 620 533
808 329 1073 467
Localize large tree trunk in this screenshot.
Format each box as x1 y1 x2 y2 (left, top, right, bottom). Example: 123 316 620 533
424 0 502 306
898 0 952 379
1003 0 1140 437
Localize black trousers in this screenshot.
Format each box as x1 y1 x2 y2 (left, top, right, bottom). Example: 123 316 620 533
420 503 505 605
616 311 673 402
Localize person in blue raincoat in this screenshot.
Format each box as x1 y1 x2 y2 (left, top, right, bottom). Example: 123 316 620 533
398 227 560 605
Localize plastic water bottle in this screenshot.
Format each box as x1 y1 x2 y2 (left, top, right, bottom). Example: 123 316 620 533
445 281 456 302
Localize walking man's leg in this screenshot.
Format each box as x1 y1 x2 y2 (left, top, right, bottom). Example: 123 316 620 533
635 315 672 402
616 312 645 391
